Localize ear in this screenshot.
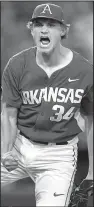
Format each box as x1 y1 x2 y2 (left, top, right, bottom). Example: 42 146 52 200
61 24 66 36
61 24 70 39
31 28 34 36
27 21 34 35
66 24 70 34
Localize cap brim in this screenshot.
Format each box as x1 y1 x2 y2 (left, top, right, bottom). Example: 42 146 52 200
31 16 70 27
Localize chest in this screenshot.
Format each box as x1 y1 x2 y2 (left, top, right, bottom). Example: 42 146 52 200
19 68 86 109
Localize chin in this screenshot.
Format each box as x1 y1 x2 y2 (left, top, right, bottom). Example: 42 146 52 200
38 45 53 54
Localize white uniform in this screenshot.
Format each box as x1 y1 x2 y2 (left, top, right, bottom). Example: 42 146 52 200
1 132 78 206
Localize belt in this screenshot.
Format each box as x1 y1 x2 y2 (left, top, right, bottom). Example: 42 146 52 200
32 140 68 145
19 132 68 145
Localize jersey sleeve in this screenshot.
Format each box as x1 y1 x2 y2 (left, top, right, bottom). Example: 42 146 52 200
81 71 93 115
2 58 22 108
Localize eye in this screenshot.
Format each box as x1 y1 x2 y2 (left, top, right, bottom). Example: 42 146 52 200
47 22 55 27
33 21 43 27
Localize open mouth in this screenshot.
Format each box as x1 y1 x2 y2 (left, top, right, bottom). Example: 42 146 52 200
40 36 50 46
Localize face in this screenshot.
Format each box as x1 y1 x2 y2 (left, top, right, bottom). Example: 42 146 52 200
31 18 65 53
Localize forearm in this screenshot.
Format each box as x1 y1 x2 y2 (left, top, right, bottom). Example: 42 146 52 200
1 104 17 156
1 114 17 155
85 115 93 179
87 121 93 176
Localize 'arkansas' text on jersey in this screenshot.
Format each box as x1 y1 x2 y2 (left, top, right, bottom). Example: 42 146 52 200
22 87 84 105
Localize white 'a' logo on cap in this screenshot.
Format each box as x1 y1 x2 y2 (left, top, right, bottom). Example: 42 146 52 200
41 4 52 14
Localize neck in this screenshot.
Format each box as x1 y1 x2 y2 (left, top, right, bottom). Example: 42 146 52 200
36 44 65 69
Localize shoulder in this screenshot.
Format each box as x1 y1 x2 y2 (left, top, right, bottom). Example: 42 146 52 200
9 46 35 66
3 47 36 75
72 50 93 74
68 50 93 88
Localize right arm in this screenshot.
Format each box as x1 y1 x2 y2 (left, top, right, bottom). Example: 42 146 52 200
1 102 18 156
1 57 22 156
1 57 22 170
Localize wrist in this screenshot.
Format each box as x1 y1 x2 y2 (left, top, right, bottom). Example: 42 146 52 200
86 172 93 180
2 151 12 160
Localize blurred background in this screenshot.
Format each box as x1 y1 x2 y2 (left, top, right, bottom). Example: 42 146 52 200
1 1 93 206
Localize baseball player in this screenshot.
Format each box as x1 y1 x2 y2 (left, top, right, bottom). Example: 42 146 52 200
1 3 93 207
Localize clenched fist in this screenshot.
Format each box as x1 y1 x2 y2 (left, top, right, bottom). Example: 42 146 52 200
2 151 18 172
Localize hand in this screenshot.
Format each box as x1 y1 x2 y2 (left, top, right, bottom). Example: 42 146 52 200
2 152 18 172
69 179 93 207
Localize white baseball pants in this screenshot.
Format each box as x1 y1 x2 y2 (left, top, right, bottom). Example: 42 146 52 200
1 133 78 206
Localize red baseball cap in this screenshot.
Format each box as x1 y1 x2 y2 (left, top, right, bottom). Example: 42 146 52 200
31 3 69 26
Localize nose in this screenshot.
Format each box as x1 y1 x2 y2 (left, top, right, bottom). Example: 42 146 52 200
41 24 48 34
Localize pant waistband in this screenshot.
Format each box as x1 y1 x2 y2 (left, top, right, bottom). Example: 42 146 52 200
32 140 68 145
19 132 68 145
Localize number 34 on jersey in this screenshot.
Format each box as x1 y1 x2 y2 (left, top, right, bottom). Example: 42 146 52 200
50 105 75 122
